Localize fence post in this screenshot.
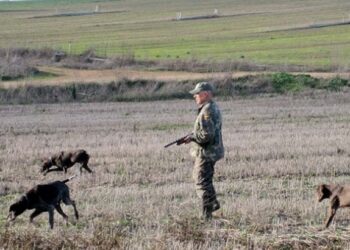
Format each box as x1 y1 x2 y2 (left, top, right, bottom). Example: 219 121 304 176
68 42 72 55
104 42 108 57
176 12 182 20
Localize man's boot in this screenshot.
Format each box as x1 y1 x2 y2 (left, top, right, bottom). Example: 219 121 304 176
202 203 213 220
212 200 220 212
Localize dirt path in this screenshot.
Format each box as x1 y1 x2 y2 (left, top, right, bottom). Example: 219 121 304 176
1 66 349 88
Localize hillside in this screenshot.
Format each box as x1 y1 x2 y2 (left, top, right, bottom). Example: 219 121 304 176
0 0 350 69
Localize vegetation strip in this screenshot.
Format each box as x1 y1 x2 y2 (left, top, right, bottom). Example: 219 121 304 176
0 72 348 104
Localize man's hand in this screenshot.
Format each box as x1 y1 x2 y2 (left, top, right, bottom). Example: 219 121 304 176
182 135 193 144
164 133 193 148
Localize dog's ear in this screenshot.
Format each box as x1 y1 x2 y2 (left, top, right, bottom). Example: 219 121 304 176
40 157 53 171
7 211 15 221
40 157 48 163
317 184 331 202
316 185 324 201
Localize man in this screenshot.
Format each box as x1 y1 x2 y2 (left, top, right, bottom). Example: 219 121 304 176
183 82 224 220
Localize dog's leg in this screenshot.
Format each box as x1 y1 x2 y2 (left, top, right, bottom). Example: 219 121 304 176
325 197 339 228
55 204 68 225
30 209 44 223
45 167 64 174
325 207 337 228
71 200 79 220
48 207 55 229
63 197 79 220
81 163 93 173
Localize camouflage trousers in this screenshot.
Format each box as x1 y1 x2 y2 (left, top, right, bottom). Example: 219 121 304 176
192 157 218 208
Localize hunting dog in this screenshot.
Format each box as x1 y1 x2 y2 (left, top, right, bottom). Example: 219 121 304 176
316 184 350 228
40 149 92 175
7 176 79 229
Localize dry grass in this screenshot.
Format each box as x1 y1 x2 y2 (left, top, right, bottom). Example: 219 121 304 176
1 93 350 248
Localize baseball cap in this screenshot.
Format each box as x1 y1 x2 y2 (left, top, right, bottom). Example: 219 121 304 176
189 82 215 95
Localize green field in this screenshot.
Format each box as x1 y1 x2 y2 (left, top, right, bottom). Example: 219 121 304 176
1 0 350 69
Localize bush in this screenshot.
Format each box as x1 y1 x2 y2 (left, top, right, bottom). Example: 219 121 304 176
0 57 38 80
327 77 348 91
295 74 320 88
272 72 303 93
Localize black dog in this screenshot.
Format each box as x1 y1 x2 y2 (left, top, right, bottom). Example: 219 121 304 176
8 176 79 229
40 149 92 175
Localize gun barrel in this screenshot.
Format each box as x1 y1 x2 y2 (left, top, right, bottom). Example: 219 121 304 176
164 141 177 148
164 133 192 148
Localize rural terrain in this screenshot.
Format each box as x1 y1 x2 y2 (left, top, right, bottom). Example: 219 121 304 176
1 0 350 68
2 94 350 249
1 0 350 249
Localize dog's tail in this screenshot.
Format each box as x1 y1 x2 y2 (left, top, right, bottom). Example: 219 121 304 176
62 175 77 183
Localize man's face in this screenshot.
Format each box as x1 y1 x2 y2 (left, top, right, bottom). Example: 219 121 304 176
193 91 209 105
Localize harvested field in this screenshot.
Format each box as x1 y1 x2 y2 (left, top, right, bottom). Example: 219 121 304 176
1 93 350 248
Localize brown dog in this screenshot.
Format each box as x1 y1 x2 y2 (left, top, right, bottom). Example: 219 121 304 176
40 149 92 175
316 184 350 228
8 176 79 229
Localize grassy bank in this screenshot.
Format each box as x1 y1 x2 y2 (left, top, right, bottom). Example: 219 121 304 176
0 73 349 104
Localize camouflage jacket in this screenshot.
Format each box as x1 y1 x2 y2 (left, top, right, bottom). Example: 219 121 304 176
190 100 224 161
